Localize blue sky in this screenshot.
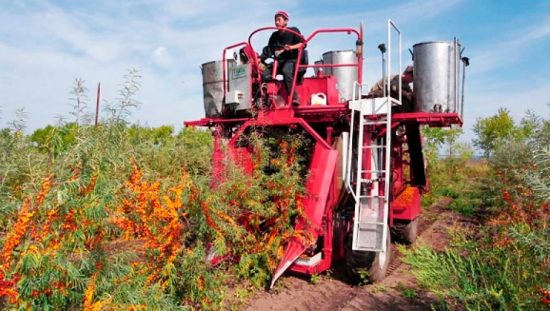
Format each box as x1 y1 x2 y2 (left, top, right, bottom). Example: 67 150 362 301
0 0 548 143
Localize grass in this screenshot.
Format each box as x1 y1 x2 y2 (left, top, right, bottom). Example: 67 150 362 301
403 117 550 310
395 282 417 299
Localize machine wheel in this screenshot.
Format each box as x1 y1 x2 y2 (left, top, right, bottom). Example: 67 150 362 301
344 230 391 284
391 218 419 245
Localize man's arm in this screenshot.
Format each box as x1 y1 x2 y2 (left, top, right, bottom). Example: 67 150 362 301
260 33 277 62
284 42 304 51
286 27 304 51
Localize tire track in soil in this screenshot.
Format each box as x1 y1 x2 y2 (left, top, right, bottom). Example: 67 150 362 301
242 198 456 311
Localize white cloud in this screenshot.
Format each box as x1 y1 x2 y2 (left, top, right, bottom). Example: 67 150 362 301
152 46 174 68
6 0 543 137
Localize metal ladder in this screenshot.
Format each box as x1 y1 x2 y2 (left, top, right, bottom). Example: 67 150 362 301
347 95 392 252
345 19 401 252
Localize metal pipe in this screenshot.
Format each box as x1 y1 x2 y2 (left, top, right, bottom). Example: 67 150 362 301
357 23 364 85
346 83 358 198
445 45 452 113
387 20 391 99
342 132 349 184
398 25 403 106
378 43 386 96
454 38 459 114
461 56 469 119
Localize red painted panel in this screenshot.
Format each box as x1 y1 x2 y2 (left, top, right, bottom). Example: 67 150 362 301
298 76 339 105
298 143 338 232
271 142 338 284
391 186 421 221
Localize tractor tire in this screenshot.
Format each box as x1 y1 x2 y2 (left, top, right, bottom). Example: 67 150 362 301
344 230 391 284
391 218 419 245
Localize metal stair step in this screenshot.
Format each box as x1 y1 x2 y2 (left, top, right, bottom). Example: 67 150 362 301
357 195 384 199
363 121 388 125
354 222 386 251
361 145 386 149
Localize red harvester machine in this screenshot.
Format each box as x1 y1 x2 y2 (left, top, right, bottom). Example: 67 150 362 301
186 20 467 288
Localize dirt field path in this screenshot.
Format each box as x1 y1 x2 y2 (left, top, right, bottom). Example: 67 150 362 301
243 198 464 310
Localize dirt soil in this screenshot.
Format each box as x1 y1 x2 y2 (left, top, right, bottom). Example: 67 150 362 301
241 198 467 311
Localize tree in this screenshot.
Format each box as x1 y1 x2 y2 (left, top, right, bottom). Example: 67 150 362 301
423 126 464 159
30 123 78 157
104 67 142 124
8 108 28 133
472 108 516 157
69 78 91 125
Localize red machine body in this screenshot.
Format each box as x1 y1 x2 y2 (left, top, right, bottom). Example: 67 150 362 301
186 24 463 286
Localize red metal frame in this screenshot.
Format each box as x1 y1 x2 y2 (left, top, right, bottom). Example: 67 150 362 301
185 25 463 285
393 112 463 127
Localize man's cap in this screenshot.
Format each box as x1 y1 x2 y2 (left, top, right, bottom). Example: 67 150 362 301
275 10 289 20
404 65 414 75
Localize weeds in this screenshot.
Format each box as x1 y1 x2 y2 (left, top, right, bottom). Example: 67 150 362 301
69 78 91 125
405 110 549 310
105 67 142 124
310 274 320 285
0 119 311 309
369 283 388 293
395 283 417 299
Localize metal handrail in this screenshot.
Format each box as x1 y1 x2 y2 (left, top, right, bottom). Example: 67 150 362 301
387 19 402 107
305 28 363 85
246 26 363 104
221 41 247 95
345 81 362 201
383 19 402 252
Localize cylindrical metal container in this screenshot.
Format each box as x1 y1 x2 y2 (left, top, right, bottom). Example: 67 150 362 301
413 41 460 113
314 60 323 76
322 50 358 101
201 60 233 117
